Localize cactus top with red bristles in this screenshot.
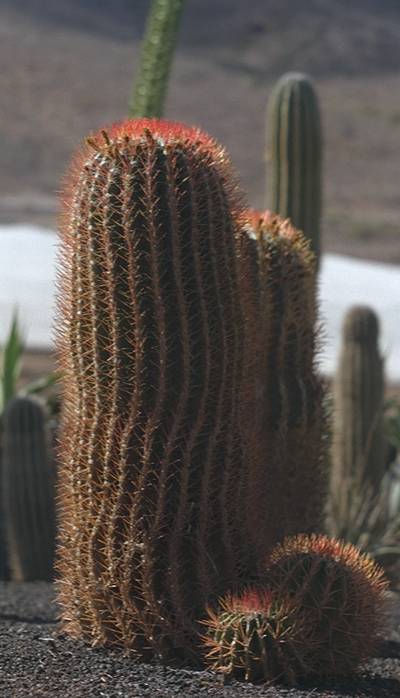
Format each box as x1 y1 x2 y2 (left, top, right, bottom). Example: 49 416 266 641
59 118 244 235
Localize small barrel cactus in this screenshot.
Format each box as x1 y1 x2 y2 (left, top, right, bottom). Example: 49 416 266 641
266 73 322 262
331 306 385 524
201 588 310 684
56 118 253 659
264 534 388 678
238 210 327 558
2 396 56 581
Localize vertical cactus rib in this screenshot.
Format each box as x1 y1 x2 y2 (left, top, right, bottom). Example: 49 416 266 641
266 73 322 263
56 119 249 659
2 396 55 581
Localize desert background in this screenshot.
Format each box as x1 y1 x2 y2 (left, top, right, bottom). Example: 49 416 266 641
1 0 400 261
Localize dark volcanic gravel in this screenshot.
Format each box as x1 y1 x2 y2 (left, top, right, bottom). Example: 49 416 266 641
0 583 399 698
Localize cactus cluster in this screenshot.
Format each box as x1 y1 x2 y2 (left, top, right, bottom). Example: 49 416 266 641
2 396 55 581
202 534 388 683
55 116 388 680
266 73 322 261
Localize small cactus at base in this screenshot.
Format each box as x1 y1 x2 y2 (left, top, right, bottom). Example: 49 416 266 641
264 534 388 678
201 589 311 684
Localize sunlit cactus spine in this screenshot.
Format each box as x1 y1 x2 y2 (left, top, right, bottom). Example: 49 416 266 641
2 396 55 581
266 73 322 263
264 534 388 678
130 0 185 117
202 588 310 684
238 210 327 559
331 306 385 523
56 118 253 659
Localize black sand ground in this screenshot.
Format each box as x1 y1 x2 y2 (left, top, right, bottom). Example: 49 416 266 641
0 584 399 698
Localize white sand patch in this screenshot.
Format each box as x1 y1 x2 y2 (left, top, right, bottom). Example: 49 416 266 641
1 225 399 381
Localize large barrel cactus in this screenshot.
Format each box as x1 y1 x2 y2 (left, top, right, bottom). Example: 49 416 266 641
56 119 253 659
331 306 385 522
238 211 326 557
2 396 55 581
266 73 322 262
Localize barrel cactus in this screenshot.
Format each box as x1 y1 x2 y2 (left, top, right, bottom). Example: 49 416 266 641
2 396 55 581
331 306 385 525
264 534 388 678
56 118 256 659
238 210 327 559
202 588 310 684
266 73 322 262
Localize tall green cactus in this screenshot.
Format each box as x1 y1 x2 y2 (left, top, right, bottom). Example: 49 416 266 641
331 306 385 523
239 210 326 557
2 396 55 581
266 73 322 262
56 118 252 659
129 0 185 117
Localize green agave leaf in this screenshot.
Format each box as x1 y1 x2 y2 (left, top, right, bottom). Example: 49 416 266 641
20 371 62 397
0 311 25 415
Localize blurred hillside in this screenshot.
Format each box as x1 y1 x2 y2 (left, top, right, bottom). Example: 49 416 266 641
1 0 400 261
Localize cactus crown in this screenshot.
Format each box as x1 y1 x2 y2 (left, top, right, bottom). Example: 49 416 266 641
243 209 316 268
343 305 379 342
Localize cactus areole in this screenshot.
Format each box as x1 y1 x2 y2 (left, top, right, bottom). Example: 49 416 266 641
56 118 253 659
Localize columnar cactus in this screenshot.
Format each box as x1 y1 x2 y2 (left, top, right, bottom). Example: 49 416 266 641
331 306 385 523
238 211 327 559
264 534 388 678
202 589 310 684
129 0 185 117
266 73 322 262
2 396 55 581
56 119 253 659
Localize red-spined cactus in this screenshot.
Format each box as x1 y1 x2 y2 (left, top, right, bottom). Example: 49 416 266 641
238 211 327 558
56 118 254 659
201 588 311 684
264 534 389 678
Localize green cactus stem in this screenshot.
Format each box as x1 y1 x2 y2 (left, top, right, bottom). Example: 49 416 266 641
266 73 322 262
2 396 55 581
331 306 385 524
238 210 327 559
56 118 253 660
129 0 185 117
